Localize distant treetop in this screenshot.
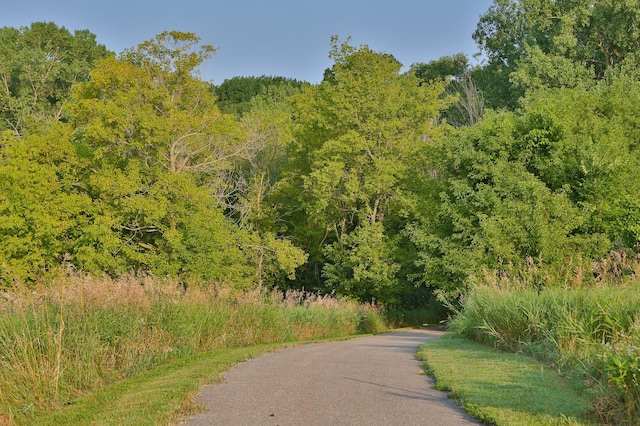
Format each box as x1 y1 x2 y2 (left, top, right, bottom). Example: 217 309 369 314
213 75 306 116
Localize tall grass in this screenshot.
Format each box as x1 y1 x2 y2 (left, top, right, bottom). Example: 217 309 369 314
0 274 385 423
448 253 640 425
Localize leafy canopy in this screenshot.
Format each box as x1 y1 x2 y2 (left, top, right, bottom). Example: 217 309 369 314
278 37 452 304
0 22 111 135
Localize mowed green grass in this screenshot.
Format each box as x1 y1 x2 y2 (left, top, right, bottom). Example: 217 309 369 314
417 334 596 426
32 343 295 426
24 331 597 426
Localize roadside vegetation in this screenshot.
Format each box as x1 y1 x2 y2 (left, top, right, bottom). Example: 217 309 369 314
440 253 640 425
418 334 595 425
3 1 640 424
0 275 385 424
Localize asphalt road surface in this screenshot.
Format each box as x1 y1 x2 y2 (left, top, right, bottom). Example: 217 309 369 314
182 329 480 425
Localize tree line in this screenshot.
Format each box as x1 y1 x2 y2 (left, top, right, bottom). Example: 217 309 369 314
2 0 640 308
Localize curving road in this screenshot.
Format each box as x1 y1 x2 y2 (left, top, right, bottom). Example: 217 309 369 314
182 329 480 425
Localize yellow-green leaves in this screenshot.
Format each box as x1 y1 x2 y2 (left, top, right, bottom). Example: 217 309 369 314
61 32 291 287
279 39 451 304
0 125 96 284
0 22 111 135
300 39 450 232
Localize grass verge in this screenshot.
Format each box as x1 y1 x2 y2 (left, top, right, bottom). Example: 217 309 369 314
417 334 595 426
32 342 299 426
0 275 387 424
448 278 640 424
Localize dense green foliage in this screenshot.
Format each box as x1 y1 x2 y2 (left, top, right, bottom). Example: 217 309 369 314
274 37 452 307
410 76 640 296
0 22 111 135
473 0 640 110
410 54 485 127
4 2 640 421
213 75 305 115
3 2 640 311
0 31 306 289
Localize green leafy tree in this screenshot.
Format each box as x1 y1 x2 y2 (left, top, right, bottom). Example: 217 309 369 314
230 83 309 287
409 54 485 127
71 32 241 177
519 78 640 248
472 0 528 110
0 22 111 135
473 0 640 109
0 126 102 285
213 75 305 116
412 75 640 295
278 37 451 304
410 112 586 295
68 31 305 286
231 83 304 226
409 53 468 83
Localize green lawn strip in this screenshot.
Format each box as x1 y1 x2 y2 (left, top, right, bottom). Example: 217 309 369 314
417 333 596 426
32 342 299 426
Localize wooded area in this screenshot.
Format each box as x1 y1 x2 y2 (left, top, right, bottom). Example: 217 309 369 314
2 1 640 309
4 2 640 423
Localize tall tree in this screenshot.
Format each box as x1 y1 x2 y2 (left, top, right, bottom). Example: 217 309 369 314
67 31 305 286
473 0 640 109
0 22 111 135
278 38 451 304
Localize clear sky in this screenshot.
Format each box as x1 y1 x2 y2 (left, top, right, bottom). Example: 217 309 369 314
4 0 495 84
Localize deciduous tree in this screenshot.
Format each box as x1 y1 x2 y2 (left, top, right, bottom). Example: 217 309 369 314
0 22 110 135
473 0 640 108
278 37 451 304
67 31 305 286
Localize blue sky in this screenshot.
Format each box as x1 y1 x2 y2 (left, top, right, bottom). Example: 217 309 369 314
4 0 495 84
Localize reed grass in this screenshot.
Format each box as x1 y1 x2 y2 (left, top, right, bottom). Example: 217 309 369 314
0 274 385 424
448 253 640 425
417 334 594 425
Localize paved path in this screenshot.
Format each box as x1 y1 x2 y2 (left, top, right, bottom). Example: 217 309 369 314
182 329 480 425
